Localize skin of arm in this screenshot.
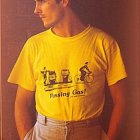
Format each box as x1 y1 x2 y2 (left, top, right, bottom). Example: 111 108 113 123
15 86 36 140
107 79 127 140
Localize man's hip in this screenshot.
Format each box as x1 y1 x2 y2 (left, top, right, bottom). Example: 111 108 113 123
24 113 109 140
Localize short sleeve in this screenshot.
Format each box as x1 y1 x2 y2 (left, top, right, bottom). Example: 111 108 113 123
105 40 127 85
8 39 36 91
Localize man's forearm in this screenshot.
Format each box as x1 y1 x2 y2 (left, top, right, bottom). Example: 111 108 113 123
15 101 36 140
107 100 125 140
15 86 36 140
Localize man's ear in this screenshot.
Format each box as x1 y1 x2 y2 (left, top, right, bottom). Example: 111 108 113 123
60 0 69 7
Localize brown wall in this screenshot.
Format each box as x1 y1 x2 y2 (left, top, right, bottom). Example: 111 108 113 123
1 0 140 140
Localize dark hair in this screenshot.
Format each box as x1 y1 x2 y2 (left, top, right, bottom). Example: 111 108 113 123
70 0 94 24
56 0 93 23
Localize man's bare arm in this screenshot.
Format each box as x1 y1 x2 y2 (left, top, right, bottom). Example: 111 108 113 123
15 86 36 140
107 79 127 140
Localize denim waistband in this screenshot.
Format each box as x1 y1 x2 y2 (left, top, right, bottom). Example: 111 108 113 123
37 113 100 127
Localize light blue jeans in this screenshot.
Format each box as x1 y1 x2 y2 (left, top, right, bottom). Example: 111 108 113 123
24 113 109 140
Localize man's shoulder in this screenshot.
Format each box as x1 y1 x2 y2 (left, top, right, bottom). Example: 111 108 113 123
91 26 114 41
89 26 117 49
27 29 50 42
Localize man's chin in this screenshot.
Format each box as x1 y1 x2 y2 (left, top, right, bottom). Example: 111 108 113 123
43 22 54 29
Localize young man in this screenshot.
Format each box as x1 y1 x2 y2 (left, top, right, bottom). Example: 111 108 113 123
8 0 127 140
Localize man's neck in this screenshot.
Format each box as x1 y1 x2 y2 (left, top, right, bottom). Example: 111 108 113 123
51 9 88 37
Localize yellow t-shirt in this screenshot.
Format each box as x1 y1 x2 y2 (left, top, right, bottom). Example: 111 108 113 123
8 26 127 121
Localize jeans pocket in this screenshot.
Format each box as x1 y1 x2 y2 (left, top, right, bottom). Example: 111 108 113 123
24 127 34 140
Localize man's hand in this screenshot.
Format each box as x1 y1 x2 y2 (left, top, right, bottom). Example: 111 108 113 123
15 86 36 140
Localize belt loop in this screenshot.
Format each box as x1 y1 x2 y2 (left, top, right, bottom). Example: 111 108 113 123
45 116 47 124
